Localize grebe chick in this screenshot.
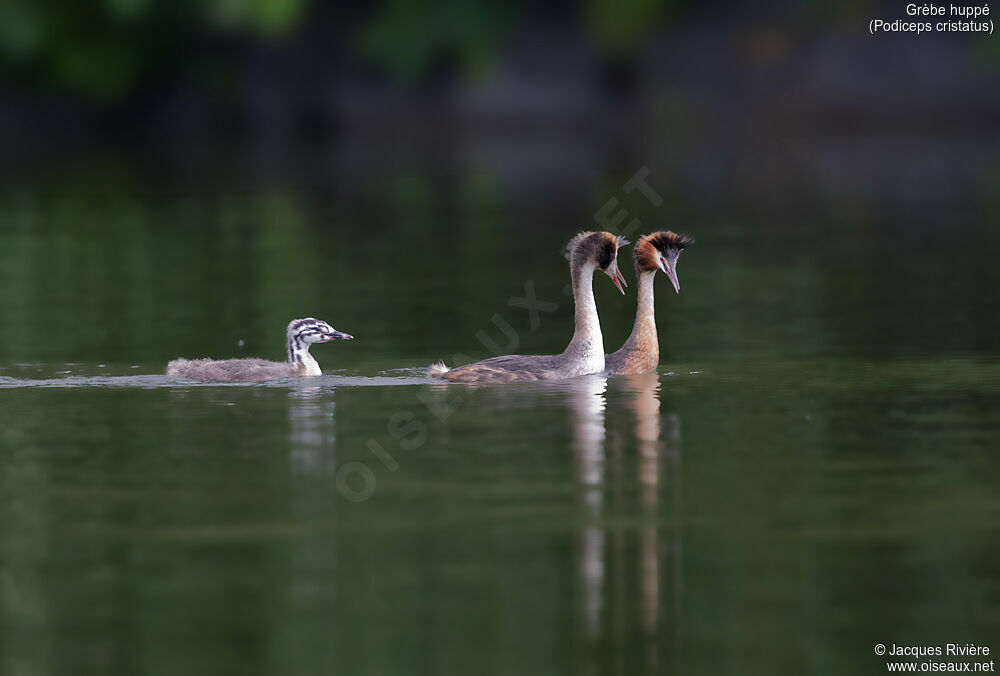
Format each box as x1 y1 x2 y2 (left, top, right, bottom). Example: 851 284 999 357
605 231 694 376
166 318 353 381
429 231 629 383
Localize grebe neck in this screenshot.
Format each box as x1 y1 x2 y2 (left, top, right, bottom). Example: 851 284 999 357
287 335 322 376
563 261 604 370
624 270 658 357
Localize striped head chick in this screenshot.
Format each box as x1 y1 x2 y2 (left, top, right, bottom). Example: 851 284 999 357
286 318 353 375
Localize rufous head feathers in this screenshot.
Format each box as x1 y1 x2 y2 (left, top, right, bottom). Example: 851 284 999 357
634 231 694 272
633 230 694 293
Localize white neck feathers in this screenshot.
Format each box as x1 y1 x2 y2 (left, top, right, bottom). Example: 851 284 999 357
564 260 605 372
287 334 322 376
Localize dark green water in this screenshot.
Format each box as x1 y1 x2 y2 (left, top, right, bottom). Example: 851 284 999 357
1 173 999 674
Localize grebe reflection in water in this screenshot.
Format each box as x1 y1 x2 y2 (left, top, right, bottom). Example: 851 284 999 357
571 372 683 675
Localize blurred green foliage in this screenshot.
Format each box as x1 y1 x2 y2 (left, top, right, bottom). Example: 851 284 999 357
583 0 667 51
0 0 308 101
0 0 682 100
356 0 513 82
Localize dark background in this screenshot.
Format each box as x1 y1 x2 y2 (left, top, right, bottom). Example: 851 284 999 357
1 6 999 675
2 0 997 207
2 0 999 365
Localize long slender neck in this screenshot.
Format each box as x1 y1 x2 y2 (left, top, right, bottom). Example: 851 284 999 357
624 270 658 355
287 335 321 375
563 261 603 366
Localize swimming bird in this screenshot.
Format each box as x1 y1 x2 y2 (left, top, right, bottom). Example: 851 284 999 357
166 318 353 381
429 231 629 383
605 231 694 375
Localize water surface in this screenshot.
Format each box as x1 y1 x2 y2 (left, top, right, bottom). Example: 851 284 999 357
0 175 998 675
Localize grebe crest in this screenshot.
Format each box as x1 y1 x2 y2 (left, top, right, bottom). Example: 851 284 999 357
635 231 694 293
566 230 630 294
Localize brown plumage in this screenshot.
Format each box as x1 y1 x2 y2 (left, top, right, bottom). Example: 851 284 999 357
166 357 305 380
605 231 694 375
166 318 353 381
429 231 629 383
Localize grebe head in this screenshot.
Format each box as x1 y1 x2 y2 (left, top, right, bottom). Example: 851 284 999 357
287 318 354 344
566 231 630 294
636 231 694 293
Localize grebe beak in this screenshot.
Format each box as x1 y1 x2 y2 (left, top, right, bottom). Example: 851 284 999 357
609 263 627 295
326 330 354 340
659 256 681 293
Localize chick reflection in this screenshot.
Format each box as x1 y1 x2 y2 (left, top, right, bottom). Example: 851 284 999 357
572 372 682 676
287 385 337 474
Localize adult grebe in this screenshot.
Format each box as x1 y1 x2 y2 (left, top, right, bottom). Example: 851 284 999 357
605 231 694 375
166 318 353 381
429 231 629 383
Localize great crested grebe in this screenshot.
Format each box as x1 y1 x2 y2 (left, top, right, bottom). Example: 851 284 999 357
166 318 353 381
605 231 694 375
428 231 629 383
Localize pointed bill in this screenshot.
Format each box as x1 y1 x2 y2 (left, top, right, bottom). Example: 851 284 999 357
609 260 628 295
659 256 681 293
